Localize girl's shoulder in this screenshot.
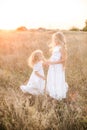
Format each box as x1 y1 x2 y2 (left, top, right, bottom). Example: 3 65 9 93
54 46 61 51
55 45 61 49
59 45 67 57
34 61 42 66
33 61 42 71
34 61 43 68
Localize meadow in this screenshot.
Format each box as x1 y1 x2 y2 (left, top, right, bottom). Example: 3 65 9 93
0 29 87 130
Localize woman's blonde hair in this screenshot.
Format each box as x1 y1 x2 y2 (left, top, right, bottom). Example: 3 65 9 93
28 50 43 68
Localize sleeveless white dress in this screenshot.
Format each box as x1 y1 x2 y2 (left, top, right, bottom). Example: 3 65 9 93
20 61 45 95
46 46 68 100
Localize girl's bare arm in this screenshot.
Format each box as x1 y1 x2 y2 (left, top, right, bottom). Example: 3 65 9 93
47 47 67 65
35 71 45 80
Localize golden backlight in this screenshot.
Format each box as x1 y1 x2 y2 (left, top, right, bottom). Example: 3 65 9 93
0 0 87 30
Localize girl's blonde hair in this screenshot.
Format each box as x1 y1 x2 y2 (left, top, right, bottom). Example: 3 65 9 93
28 50 43 68
49 32 66 50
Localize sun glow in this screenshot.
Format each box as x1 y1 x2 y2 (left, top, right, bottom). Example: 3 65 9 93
0 0 87 30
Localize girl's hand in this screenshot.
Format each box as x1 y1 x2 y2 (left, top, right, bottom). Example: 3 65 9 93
43 61 49 67
42 77 46 80
46 61 54 65
45 61 52 65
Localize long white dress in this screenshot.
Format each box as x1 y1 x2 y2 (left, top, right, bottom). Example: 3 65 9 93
20 61 45 95
46 46 68 100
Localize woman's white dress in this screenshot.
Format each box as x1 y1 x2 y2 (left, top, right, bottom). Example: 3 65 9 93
20 61 45 95
46 46 68 100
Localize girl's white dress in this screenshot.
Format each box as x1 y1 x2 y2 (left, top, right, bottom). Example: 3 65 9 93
20 61 45 95
46 46 68 100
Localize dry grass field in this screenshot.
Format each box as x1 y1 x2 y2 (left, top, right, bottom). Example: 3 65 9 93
0 29 87 130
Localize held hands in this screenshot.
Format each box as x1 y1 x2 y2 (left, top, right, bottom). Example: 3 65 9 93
43 60 55 67
43 61 49 67
42 76 46 80
45 60 54 65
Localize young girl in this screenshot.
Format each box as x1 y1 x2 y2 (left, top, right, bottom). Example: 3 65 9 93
46 32 68 100
20 50 46 95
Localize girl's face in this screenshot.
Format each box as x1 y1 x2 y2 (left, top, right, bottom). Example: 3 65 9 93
52 36 60 46
38 53 43 61
53 40 60 46
53 32 65 46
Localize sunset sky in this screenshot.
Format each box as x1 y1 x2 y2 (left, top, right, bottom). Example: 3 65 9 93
0 0 87 30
